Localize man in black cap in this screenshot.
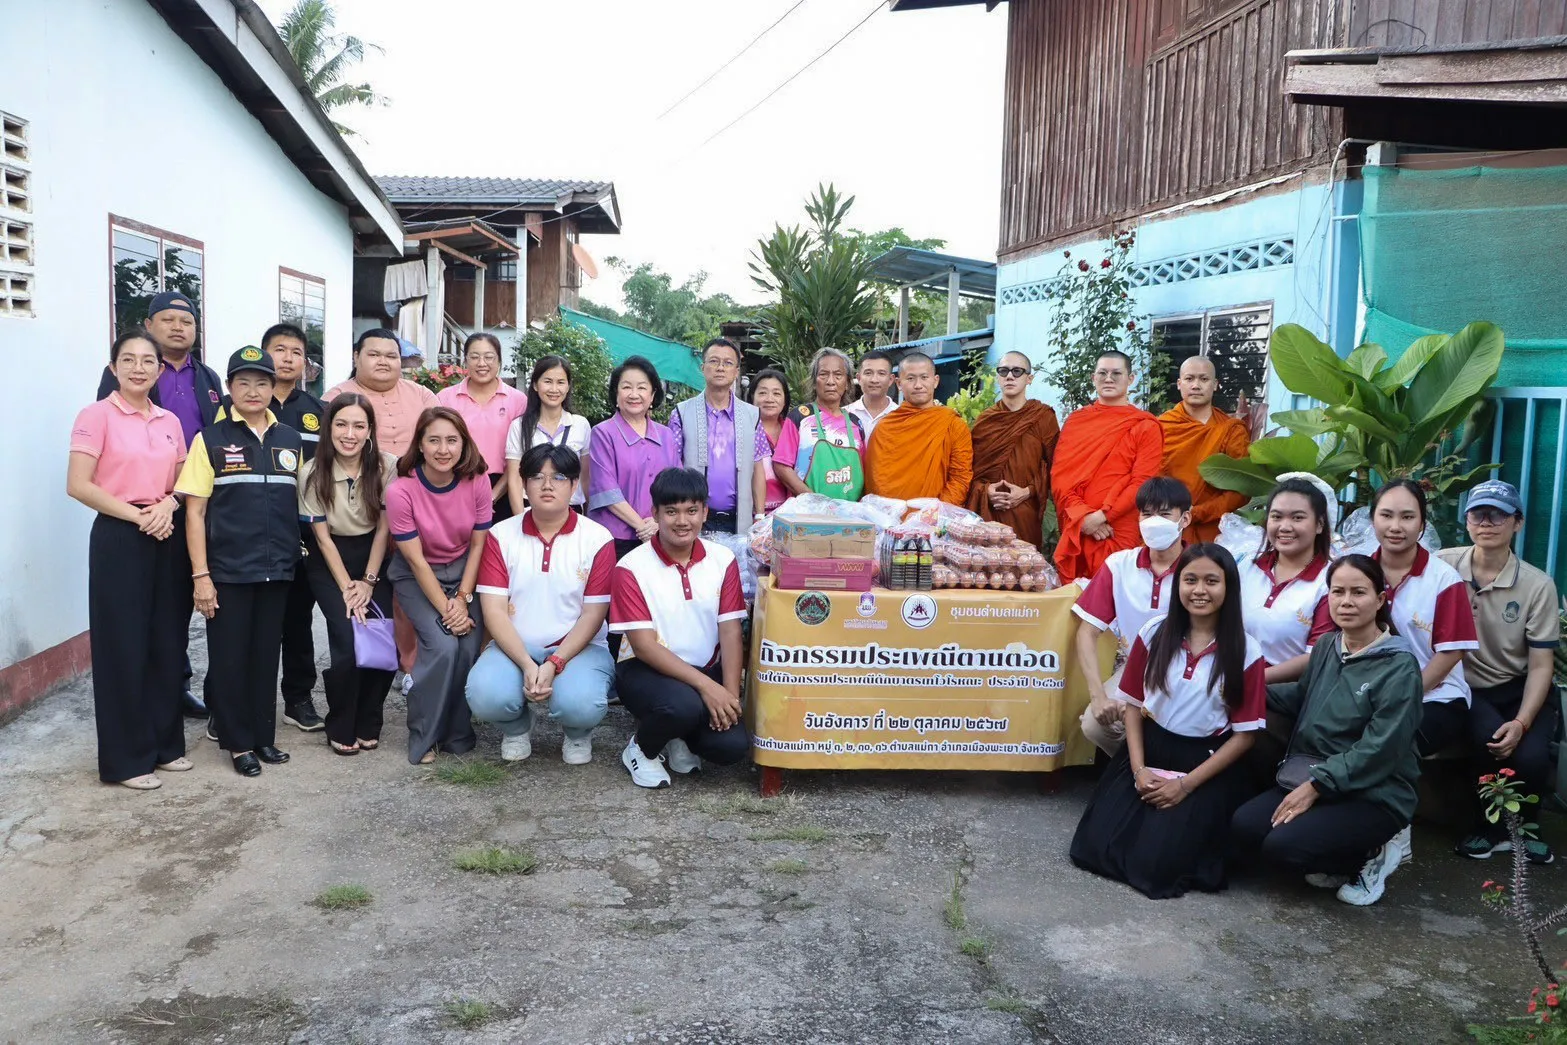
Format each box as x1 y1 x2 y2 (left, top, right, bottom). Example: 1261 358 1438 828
175 347 304 777
98 290 224 718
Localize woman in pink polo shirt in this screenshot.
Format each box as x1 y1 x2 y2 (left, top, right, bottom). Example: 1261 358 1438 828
436 333 527 522
67 332 192 790
386 406 493 764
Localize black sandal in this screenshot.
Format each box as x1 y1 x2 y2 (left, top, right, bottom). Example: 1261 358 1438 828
329 740 360 756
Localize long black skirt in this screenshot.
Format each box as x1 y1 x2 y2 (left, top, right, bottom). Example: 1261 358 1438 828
1069 719 1250 899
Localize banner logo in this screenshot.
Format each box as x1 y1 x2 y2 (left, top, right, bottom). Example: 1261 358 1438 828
857 592 877 618
901 594 937 630
794 591 831 626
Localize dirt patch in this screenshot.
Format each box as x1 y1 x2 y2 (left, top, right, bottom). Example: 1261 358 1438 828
103 992 303 1045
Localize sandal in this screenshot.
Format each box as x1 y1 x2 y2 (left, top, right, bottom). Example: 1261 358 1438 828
329 740 360 756
357 738 379 750
419 749 436 765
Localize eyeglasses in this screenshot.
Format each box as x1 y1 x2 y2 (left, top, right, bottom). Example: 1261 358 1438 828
704 358 738 370
995 366 1029 379
1467 507 1516 525
526 473 574 487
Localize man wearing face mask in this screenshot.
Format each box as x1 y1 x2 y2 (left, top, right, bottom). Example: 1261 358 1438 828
1050 350 1164 582
1072 477 1192 755
1159 356 1251 543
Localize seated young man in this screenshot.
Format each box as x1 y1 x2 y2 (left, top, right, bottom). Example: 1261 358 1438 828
1073 476 1193 755
1439 480 1563 864
609 466 750 788
466 444 617 765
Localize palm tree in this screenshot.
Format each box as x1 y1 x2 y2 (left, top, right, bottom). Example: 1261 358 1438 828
275 0 386 136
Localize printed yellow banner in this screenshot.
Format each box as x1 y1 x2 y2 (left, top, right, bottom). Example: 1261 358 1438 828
746 578 1113 771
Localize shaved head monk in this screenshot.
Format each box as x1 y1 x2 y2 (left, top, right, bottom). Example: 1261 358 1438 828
1049 350 1163 582
865 352 973 503
1158 356 1251 543
965 351 1059 551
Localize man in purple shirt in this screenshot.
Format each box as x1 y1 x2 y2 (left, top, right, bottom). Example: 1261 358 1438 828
668 338 770 536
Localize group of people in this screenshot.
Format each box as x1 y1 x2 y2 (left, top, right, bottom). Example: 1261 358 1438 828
69 302 1562 913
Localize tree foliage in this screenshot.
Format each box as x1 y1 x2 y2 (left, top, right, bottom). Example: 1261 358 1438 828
592 260 747 349
275 0 386 137
512 318 615 425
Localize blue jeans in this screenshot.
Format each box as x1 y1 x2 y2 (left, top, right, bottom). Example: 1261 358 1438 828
466 641 614 739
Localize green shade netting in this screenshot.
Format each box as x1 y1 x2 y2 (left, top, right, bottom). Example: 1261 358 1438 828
560 307 705 388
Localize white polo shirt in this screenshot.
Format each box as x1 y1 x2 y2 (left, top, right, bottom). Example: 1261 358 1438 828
505 410 592 506
1375 546 1479 706
1073 546 1180 650
475 508 616 650
1237 552 1334 665
609 537 747 667
846 396 897 439
1116 617 1268 737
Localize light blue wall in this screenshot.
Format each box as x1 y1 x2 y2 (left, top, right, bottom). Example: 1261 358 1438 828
994 178 1363 415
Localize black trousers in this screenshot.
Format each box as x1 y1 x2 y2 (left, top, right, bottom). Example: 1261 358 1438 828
88 515 188 782
1231 787 1406 876
704 511 738 535
1416 698 1470 757
279 551 317 709
205 580 289 753
305 533 395 747
488 472 514 523
1470 678 1560 832
615 657 749 765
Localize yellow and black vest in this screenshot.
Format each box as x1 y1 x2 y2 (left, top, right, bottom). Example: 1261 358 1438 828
201 416 304 584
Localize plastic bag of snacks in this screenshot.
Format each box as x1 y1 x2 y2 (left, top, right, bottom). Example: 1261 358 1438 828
748 512 774 565
705 530 759 601
857 494 909 528
903 498 982 530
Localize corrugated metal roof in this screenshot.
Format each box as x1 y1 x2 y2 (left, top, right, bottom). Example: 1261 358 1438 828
869 246 998 298
376 176 612 204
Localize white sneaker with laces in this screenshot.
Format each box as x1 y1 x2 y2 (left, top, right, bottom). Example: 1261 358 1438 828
622 738 671 789
561 735 592 765
500 732 532 762
664 737 702 775
1337 841 1402 906
1394 825 1413 866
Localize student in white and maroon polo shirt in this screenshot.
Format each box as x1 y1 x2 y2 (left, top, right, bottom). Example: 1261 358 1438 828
609 467 750 788
465 443 617 765
1074 477 1192 756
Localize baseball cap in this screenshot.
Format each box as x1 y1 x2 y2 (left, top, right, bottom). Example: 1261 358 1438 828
226 345 277 380
1465 479 1522 517
148 291 197 319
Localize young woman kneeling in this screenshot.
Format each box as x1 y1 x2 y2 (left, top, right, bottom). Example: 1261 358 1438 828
1229 554 1424 906
1070 544 1266 898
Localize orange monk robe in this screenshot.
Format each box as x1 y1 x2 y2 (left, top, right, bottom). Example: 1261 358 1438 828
1158 401 1252 544
1050 402 1164 582
865 402 973 503
964 399 1060 551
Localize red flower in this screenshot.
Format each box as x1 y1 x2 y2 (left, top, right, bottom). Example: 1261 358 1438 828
1101 259 1112 269
1481 774 1497 784
1530 1001 1539 1014
1485 881 1496 889
1535 987 1543 997
1500 768 1517 778
1063 250 1071 258
1126 321 1137 331
1548 995 1560 1008
1078 260 1090 272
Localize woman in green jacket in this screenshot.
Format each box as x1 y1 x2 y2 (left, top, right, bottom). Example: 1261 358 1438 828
1230 554 1424 907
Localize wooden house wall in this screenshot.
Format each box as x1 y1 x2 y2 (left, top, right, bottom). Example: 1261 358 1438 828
1346 0 1567 49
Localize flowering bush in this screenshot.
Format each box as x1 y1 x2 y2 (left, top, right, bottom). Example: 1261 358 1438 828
409 364 466 393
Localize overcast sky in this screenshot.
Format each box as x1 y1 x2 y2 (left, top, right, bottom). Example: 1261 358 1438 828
254 0 1006 309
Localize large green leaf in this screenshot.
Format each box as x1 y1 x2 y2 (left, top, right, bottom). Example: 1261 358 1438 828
1315 446 1367 483
1326 404 1402 443
1248 433 1321 472
1346 342 1388 380
1344 372 1408 434
1197 454 1281 497
1374 333 1449 392
1406 322 1505 423
1272 408 1340 438
1433 461 1501 495
1268 324 1352 405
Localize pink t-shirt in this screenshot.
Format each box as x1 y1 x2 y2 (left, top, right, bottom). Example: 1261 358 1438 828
436 379 528 475
760 418 797 511
70 393 188 505
386 468 494 565
324 378 438 458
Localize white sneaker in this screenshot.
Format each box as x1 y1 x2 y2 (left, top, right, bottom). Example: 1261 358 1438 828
1337 841 1402 906
1394 825 1413 866
621 738 670 789
500 732 532 762
561 735 592 765
664 737 702 775
400 673 414 696
1304 873 1349 889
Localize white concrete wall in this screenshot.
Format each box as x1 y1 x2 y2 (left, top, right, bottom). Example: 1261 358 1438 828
0 0 356 669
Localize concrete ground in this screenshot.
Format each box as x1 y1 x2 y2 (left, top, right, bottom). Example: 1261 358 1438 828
0 619 1558 1044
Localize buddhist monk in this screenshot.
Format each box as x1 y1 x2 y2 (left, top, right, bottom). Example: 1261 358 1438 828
1050 350 1163 582
1158 356 1251 543
965 351 1059 550
865 351 973 503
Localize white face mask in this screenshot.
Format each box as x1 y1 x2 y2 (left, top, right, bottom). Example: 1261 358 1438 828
1139 515 1182 551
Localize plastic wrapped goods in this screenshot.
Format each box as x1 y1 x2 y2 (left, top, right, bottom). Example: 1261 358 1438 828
1216 512 1266 563
704 531 759 602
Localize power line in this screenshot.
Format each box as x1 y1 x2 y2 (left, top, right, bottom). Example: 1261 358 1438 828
658 0 809 120
702 0 887 147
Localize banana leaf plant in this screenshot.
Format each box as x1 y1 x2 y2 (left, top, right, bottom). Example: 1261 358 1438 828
1198 322 1505 535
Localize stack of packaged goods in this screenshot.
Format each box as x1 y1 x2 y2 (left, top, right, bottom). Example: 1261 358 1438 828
763 496 878 592
931 519 1054 591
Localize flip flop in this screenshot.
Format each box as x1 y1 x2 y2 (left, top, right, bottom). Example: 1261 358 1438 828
357 739 379 750
329 740 360 756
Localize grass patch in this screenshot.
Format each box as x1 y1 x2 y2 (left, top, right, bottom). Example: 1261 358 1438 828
312 884 372 910
944 870 966 930
698 793 784 817
986 994 1030 1015
452 846 537 875
748 824 829 843
959 936 990 961
435 758 509 787
445 999 494 1029
769 858 809 875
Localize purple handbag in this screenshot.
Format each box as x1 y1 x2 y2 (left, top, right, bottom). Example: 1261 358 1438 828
352 603 397 672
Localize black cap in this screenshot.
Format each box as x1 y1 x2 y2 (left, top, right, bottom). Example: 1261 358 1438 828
226 345 276 379
148 291 197 319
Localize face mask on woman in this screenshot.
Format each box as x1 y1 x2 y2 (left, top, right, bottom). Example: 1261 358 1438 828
1139 515 1182 551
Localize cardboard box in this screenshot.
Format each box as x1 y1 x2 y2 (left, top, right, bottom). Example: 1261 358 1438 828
771 512 877 559
770 554 876 591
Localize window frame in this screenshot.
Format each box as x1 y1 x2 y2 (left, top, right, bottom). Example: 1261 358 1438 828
0 110 32 320
107 214 206 350
278 266 327 397
1151 301 1274 414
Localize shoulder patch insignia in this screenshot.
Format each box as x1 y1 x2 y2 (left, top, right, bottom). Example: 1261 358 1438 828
301 413 320 432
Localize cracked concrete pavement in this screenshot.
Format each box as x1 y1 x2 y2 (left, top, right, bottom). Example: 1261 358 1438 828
1 617 1559 1043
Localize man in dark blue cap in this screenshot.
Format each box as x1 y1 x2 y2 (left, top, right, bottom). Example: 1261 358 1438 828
98 290 224 718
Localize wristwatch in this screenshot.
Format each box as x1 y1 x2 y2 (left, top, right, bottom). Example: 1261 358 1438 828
546 654 567 674
457 590 473 603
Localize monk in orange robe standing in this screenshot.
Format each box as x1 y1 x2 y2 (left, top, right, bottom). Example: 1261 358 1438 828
1158 355 1252 543
865 351 973 503
1050 350 1164 582
965 350 1059 550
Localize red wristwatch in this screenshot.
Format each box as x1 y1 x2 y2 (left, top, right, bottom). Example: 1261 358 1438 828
546 654 567 674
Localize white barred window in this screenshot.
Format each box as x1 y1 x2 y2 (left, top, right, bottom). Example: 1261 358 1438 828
0 110 31 318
